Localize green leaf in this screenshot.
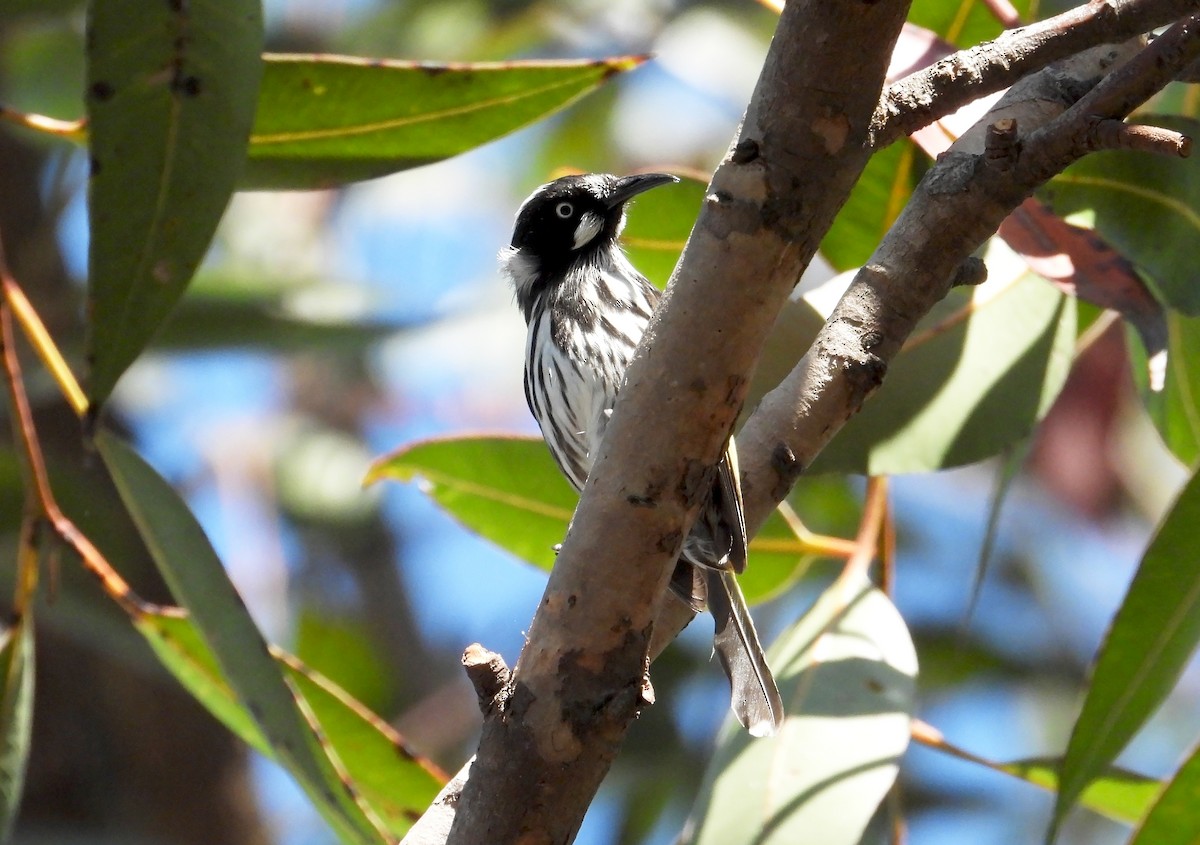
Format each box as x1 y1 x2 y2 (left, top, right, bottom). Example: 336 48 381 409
1050 466 1200 840
282 653 443 834
296 610 393 715
137 610 443 839
1143 311 1200 465
1130 740 1200 844
997 758 1159 825
85 0 264 406
95 430 389 845
806 248 1075 475
821 139 921 272
244 54 646 190
686 572 917 845
367 435 814 602
907 0 1028 47
0 613 34 842
1042 115 1200 315
622 174 704 289
368 435 576 572
136 609 262 746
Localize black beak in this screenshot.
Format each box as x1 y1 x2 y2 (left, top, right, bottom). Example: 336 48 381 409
605 173 679 209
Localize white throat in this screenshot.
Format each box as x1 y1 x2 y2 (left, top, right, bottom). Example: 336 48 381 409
498 246 540 310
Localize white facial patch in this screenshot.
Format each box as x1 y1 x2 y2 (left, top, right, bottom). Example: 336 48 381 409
572 212 603 250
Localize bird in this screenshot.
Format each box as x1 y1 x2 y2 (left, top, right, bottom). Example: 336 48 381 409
499 172 784 736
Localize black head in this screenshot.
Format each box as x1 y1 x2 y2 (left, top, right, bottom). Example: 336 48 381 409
503 173 678 302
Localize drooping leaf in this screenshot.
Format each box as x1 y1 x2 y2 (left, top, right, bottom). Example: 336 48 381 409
0 614 34 842
1143 311 1200 465
1130 739 1200 844
137 610 443 839
998 199 1166 359
1041 115 1200 315
96 430 389 845
366 435 814 601
85 0 263 407
797 245 1075 475
296 610 393 716
244 54 646 190
685 572 917 845
1050 466 1200 840
282 653 444 834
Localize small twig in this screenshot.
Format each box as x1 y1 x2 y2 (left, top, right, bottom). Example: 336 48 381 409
1080 13 1200 118
773 499 860 559
0 104 87 141
0 301 157 619
985 118 1021 170
461 644 510 715
1020 12 1200 183
874 0 1200 147
0 275 88 418
880 490 897 597
982 0 1024 28
1088 118 1192 156
845 476 889 585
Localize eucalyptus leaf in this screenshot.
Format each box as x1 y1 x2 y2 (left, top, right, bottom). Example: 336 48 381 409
1042 115 1200 315
0 614 34 843
907 0 1030 48
997 758 1159 824
1050 465 1200 840
821 138 921 272
245 54 646 190
802 246 1075 475
622 174 704 289
85 0 264 406
367 435 814 602
1130 739 1200 844
1143 311 1200 465
97 431 389 845
685 572 917 845
137 610 443 840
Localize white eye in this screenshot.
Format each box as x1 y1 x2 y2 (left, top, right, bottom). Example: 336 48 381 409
555 202 574 219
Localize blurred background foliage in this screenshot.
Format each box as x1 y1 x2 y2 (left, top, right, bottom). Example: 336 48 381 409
0 0 1198 843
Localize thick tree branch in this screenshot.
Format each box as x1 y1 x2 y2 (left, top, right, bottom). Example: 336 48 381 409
406 5 1200 845
738 20 1200 536
874 0 1199 148
439 0 913 842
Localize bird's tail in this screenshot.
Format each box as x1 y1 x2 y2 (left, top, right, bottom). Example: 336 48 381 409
707 569 784 737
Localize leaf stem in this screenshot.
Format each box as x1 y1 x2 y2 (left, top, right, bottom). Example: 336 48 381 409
0 299 155 620
0 275 88 418
774 499 859 558
0 104 87 142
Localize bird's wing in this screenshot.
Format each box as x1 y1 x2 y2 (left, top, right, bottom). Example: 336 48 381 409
717 437 749 574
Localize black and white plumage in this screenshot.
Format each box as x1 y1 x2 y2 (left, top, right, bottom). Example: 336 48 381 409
500 172 783 737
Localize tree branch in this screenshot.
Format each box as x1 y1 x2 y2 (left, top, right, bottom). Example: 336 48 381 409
406 4 1200 845
440 0 913 842
737 20 1200 536
874 0 1199 148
